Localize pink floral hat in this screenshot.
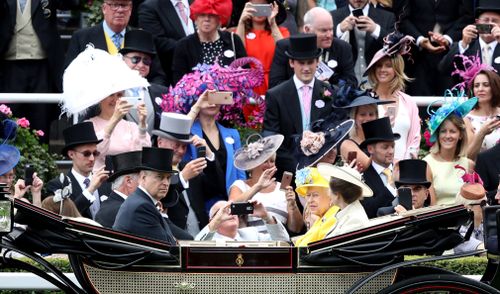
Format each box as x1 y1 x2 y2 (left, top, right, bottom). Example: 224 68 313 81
451 54 496 91
363 31 414 76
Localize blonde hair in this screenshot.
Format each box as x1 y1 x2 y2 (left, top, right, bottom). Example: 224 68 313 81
368 55 412 94
429 115 468 159
349 104 378 138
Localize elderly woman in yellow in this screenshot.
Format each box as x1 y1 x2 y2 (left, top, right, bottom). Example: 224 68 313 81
294 167 339 247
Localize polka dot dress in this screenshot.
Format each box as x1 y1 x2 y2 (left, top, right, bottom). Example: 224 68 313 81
201 39 224 65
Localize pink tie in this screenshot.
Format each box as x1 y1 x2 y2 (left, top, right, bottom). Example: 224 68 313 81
176 1 189 26
301 85 312 121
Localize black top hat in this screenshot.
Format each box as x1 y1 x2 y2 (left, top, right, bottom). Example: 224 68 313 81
285 34 322 60
107 151 142 182
476 0 500 17
119 29 156 56
395 159 431 188
360 117 400 149
62 122 102 156
139 147 177 174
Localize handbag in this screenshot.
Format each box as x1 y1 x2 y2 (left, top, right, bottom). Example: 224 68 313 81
455 165 486 200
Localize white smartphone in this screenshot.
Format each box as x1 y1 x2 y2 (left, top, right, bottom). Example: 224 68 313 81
250 3 272 17
122 96 143 107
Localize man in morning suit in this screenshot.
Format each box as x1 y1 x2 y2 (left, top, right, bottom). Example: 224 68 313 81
154 112 220 238
394 0 468 96
120 29 168 134
64 0 166 85
46 122 110 220
358 117 400 218
113 147 177 244
269 7 357 89
138 0 195 86
264 34 345 179
95 151 141 228
475 142 500 204
439 0 500 76
332 0 395 83
0 0 79 143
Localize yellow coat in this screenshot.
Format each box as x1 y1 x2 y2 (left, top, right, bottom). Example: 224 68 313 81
295 205 340 247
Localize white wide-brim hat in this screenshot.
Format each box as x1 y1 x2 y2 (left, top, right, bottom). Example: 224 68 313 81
317 163 373 197
62 45 149 116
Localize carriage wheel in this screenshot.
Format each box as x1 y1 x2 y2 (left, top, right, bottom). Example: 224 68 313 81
378 274 499 294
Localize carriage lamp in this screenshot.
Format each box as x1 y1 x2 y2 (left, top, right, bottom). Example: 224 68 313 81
0 182 13 234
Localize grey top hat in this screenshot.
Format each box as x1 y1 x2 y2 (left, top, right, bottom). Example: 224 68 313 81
152 112 193 143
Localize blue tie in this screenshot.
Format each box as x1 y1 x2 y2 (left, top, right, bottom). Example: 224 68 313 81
19 0 27 13
112 33 122 50
83 178 90 188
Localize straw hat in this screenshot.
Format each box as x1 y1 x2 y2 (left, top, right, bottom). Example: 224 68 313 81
317 163 373 197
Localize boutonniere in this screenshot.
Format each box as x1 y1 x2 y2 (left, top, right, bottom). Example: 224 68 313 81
321 87 333 102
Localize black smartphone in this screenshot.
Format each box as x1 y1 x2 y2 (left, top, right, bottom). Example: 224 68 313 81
24 164 35 186
196 146 206 158
347 151 357 164
398 187 413 211
352 8 363 18
476 23 493 34
230 202 254 215
104 155 114 173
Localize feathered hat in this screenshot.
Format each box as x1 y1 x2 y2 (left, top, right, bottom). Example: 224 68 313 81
364 31 414 76
451 54 496 91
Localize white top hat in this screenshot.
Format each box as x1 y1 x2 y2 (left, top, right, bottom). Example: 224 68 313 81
152 112 193 143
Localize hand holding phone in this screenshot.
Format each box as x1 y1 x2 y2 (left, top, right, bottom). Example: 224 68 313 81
347 151 357 164
207 91 234 105
280 171 293 191
397 187 413 211
196 146 206 159
352 8 363 18
122 96 143 108
230 202 254 215
476 23 493 34
24 165 35 186
250 3 272 17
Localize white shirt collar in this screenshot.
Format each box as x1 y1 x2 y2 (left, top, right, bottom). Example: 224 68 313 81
479 38 498 52
138 185 158 205
371 161 393 175
113 189 128 200
102 20 126 37
293 75 315 92
71 168 91 189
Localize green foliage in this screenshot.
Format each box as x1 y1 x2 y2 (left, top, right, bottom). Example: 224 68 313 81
405 255 488 275
82 0 103 27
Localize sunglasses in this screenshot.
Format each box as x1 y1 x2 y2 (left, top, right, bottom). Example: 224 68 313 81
124 55 152 66
74 150 101 158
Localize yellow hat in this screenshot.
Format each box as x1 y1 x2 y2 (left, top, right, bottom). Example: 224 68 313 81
295 167 329 197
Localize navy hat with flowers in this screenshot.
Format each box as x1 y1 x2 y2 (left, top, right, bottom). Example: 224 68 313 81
333 82 394 109
427 90 477 143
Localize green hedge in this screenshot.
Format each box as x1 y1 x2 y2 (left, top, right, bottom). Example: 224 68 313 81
405 255 488 275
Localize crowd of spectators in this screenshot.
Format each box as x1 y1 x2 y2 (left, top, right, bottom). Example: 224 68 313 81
0 0 499 252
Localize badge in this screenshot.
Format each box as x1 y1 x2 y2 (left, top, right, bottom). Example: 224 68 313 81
100 195 108 202
327 60 338 69
246 32 256 40
155 97 162 105
495 56 500 64
315 100 325 109
225 137 235 144
224 50 235 58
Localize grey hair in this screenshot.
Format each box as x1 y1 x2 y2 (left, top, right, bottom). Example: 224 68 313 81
209 200 228 219
303 7 329 28
112 173 139 190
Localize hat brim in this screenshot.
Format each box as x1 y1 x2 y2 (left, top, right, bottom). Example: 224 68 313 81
296 120 354 169
296 183 329 197
107 168 141 182
285 49 322 60
234 134 284 171
363 49 387 76
119 47 156 56
151 129 193 143
429 97 477 142
0 145 20 176
360 133 401 149
337 96 395 109
317 163 373 197
476 6 500 17
62 139 103 156
138 166 178 174
395 180 431 189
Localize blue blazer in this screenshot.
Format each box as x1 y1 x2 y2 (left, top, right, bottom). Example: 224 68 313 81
113 188 176 244
185 120 246 193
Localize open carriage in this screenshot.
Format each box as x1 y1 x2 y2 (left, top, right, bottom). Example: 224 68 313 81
2 199 500 293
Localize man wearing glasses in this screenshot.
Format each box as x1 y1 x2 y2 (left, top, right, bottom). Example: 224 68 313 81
47 122 110 219
64 0 166 85
120 29 168 134
440 0 500 75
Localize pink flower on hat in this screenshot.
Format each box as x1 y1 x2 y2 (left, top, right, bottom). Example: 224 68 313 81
0 104 12 117
16 117 30 128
